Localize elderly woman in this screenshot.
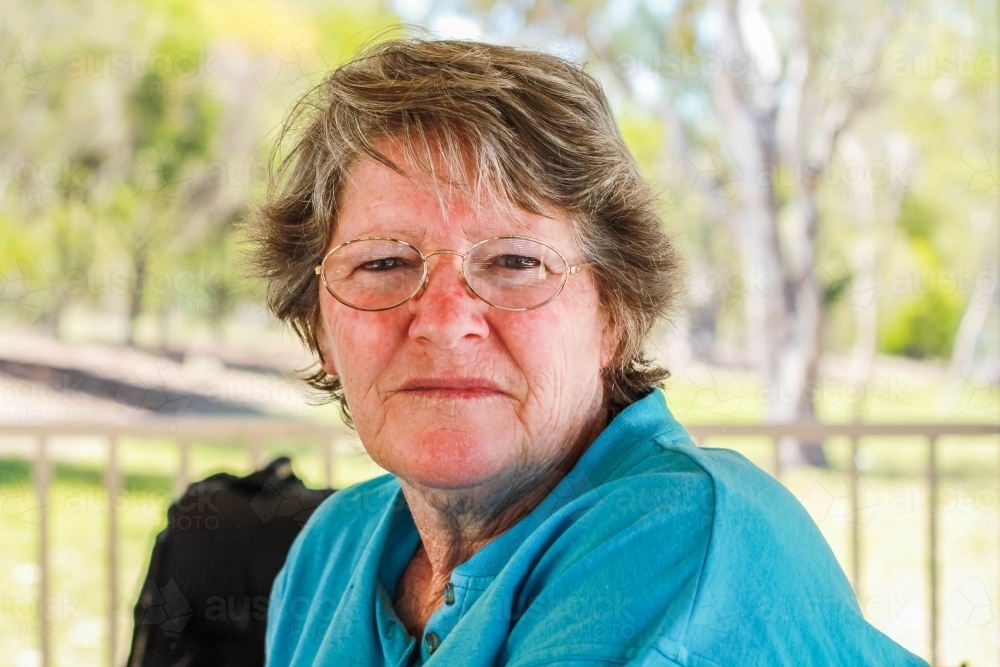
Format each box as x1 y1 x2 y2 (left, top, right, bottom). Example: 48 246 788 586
253 40 924 666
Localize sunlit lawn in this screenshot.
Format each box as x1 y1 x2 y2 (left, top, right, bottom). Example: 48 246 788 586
1 374 997 667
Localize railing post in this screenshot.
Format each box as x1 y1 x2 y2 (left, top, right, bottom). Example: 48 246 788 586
849 437 861 599
106 436 121 667
927 436 939 667
34 436 51 667
177 437 192 494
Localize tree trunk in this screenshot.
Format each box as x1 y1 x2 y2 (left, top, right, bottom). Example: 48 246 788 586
126 251 148 347
523 0 897 466
948 263 998 379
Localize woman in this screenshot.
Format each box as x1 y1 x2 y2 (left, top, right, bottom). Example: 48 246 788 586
252 39 925 666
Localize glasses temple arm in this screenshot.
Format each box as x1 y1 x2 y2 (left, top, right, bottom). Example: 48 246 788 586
568 262 596 274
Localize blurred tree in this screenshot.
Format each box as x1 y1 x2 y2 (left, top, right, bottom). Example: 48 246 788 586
0 0 397 347
448 0 997 438
115 52 220 344
0 0 995 418
458 0 907 462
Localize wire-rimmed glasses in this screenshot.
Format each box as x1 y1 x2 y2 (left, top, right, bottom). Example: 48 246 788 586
314 235 595 311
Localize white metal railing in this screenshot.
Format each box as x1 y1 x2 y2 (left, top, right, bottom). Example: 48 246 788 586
1 419 998 667
1 419 342 667
687 422 1000 667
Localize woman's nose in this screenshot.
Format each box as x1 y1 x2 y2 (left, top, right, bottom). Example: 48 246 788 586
407 254 489 349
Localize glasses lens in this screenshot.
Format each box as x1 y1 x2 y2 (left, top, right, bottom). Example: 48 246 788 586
466 237 568 309
323 239 423 310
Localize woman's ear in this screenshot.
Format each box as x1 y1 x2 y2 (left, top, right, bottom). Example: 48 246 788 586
315 324 338 377
599 319 621 369
319 351 337 377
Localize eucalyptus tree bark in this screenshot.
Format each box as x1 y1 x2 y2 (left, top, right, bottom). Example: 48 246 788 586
705 0 901 464
935 261 999 414
948 262 999 379
839 134 881 396
488 0 900 463
126 244 149 347
839 133 914 418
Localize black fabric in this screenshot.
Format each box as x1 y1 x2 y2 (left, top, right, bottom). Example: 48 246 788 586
126 457 335 667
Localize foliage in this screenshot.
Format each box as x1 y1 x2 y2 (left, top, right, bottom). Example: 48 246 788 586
880 239 966 358
0 0 996 376
881 289 964 358
0 0 397 345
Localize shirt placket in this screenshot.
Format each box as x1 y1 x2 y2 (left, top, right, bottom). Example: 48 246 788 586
419 579 466 662
375 583 416 667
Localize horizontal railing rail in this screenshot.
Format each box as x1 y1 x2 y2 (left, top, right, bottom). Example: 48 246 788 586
1 419 997 667
688 422 999 667
0 419 343 667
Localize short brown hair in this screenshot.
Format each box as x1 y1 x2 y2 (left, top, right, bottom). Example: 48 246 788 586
249 38 683 426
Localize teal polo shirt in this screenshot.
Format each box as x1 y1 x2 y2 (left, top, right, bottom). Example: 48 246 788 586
265 388 927 666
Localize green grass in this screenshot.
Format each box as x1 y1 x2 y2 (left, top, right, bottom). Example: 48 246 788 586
1 373 997 667
0 439 387 667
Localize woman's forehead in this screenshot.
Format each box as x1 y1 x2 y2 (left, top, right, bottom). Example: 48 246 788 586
334 152 577 248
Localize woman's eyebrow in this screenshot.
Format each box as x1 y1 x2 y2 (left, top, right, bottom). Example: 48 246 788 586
341 224 429 243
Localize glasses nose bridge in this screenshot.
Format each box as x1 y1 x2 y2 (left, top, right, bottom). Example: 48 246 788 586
416 247 471 296
421 248 466 262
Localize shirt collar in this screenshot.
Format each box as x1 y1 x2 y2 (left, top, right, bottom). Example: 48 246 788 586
451 387 684 579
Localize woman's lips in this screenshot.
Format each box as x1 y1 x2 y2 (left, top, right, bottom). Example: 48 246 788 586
396 378 507 399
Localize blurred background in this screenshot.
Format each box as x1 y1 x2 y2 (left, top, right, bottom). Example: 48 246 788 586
0 0 997 665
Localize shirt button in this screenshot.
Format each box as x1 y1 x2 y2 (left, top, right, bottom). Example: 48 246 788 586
424 631 441 654
443 582 455 605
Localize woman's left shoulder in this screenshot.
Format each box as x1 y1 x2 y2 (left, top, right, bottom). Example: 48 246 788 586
625 434 843 571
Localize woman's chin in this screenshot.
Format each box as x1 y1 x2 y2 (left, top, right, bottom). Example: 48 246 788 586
378 426 513 491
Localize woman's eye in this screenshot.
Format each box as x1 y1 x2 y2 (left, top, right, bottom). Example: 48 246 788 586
359 257 403 271
497 255 541 270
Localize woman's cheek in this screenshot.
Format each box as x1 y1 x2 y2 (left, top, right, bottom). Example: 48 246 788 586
333 308 399 372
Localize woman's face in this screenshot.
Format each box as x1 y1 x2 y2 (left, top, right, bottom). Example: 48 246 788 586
317 141 615 493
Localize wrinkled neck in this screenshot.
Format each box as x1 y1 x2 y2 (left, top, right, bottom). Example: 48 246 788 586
398 407 607 577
